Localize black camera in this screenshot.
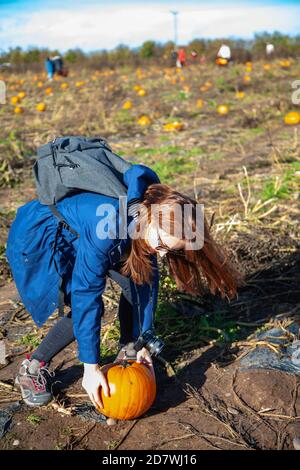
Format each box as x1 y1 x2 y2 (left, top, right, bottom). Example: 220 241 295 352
134 329 165 357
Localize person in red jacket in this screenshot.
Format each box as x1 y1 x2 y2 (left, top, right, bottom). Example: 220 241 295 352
177 48 186 68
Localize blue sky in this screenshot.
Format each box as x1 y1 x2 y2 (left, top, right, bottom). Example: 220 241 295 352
1 1 300 52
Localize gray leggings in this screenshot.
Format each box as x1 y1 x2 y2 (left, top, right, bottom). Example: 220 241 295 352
32 269 133 364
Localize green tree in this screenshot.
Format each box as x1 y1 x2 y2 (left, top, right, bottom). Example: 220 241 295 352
139 40 156 59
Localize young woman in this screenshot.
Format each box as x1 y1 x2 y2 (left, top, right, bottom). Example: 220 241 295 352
6 163 241 410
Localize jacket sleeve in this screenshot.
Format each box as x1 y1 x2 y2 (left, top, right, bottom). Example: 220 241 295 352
71 227 110 364
123 164 160 203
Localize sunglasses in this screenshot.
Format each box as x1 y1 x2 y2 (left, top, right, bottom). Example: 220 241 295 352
155 234 186 256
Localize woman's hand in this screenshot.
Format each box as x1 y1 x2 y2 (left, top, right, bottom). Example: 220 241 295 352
136 347 154 373
82 363 110 409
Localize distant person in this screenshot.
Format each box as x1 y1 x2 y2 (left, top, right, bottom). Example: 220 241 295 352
177 48 186 68
52 55 64 76
217 44 231 61
216 44 232 66
171 49 178 67
45 57 54 81
191 50 198 61
266 43 275 58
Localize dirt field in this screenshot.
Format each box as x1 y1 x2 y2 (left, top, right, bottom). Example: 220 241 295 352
0 60 299 450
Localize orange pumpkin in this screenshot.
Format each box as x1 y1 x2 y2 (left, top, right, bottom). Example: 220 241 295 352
217 104 229 115
14 106 24 114
122 100 133 110
137 115 151 126
216 57 228 66
284 112 300 125
196 99 204 109
11 96 20 105
279 60 291 69
163 121 184 132
97 360 156 420
36 103 46 112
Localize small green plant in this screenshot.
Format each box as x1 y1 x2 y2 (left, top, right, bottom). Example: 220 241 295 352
54 442 65 450
114 109 135 126
178 90 190 100
107 440 119 450
152 156 194 184
208 151 223 161
0 130 32 188
26 414 43 426
100 319 120 362
155 300 250 358
260 163 300 201
18 332 41 349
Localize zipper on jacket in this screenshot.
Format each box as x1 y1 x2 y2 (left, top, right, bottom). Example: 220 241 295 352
150 282 155 330
133 283 142 336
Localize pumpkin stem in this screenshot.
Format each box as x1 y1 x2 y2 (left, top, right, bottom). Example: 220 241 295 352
120 360 130 368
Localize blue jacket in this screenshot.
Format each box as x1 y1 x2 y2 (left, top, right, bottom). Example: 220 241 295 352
45 58 54 74
6 164 160 364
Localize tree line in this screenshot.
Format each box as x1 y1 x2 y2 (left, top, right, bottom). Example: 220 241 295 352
1 32 300 71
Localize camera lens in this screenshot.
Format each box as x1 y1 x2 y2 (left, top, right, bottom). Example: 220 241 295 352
142 330 165 356
148 338 164 356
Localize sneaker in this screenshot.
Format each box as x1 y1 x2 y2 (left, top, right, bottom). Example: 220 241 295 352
114 342 137 363
15 355 54 407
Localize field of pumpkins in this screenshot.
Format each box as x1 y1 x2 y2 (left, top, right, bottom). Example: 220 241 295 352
2 60 300 137
0 58 299 450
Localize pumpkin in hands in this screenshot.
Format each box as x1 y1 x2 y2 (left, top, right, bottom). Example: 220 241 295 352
96 360 156 420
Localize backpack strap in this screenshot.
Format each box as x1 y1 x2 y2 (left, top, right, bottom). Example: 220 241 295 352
48 204 79 317
48 204 80 238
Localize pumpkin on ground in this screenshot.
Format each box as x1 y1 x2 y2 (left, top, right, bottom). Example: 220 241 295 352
217 104 229 116
196 99 204 109
36 103 46 112
11 96 20 105
216 57 228 66
163 121 184 132
14 106 24 114
122 100 133 110
236 91 245 99
284 112 300 125
97 360 156 420
137 115 151 126
280 60 291 69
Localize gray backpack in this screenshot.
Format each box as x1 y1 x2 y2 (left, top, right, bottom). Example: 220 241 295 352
32 136 133 316
33 135 132 205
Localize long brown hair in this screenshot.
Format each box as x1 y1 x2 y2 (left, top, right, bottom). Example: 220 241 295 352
121 184 243 300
